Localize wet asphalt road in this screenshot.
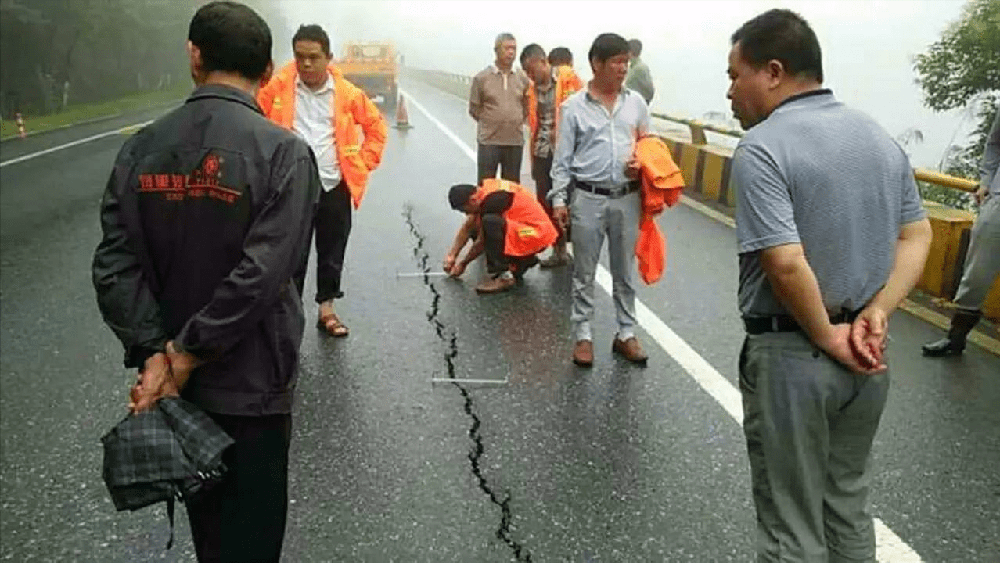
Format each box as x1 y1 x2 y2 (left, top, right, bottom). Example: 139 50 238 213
0 79 998 562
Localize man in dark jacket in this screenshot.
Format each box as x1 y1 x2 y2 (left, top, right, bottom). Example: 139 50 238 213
92 2 320 561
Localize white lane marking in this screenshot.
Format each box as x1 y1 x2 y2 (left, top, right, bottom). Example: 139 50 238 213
403 93 476 161
679 195 736 228
0 120 153 168
401 87 924 563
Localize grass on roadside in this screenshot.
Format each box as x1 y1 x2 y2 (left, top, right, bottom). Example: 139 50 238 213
0 84 191 139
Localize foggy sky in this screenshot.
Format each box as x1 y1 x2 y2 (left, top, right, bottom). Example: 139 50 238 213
279 0 974 169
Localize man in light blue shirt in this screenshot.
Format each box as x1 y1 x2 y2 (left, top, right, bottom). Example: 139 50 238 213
550 33 650 367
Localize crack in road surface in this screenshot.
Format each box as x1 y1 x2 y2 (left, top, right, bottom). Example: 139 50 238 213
403 205 532 562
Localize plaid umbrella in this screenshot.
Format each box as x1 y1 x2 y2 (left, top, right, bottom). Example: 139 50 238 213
101 396 233 549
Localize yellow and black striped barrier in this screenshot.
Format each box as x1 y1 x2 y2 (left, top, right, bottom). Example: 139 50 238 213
654 123 998 321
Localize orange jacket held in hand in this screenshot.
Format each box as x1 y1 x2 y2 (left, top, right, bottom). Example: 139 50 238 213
472 179 559 257
257 62 388 209
635 136 685 284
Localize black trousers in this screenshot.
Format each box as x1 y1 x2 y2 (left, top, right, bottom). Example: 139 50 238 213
482 214 536 276
531 154 567 246
186 413 293 563
477 143 523 184
531 154 553 208
315 180 352 303
531 154 568 245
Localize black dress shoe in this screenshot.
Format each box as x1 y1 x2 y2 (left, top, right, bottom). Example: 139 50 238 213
922 310 982 357
922 338 965 357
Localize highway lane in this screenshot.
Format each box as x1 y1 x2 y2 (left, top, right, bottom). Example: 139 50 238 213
398 77 1000 562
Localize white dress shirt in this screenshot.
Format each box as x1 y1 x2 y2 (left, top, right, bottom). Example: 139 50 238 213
294 74 341 191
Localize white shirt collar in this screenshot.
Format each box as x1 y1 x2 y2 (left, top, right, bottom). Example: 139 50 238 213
296 72 333 95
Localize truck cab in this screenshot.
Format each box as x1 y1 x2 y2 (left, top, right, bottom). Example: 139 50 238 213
336 42 398 110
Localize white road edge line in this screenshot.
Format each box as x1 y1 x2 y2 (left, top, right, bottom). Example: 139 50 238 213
400 87 923 563
0 120 154 168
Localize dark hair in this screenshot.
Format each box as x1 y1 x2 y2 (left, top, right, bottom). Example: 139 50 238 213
731 9 823 82
448 184 477 211
628 39 642 56
188 1 271 80
548 47 572 66
588 33 629 64
293 24 331 57
519 43 546 67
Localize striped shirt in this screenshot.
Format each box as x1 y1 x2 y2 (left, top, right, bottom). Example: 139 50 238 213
732 90 926 316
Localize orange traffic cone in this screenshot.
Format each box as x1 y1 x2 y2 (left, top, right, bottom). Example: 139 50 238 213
394 95 413 130
15 112 26 139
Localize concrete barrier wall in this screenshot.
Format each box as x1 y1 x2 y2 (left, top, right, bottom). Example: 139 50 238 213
405 68 1000 320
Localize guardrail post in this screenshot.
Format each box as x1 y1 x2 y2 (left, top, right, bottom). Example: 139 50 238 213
689 121 707 145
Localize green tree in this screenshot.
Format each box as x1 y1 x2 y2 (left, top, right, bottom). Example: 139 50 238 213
914 0 999 181
0 1 290 119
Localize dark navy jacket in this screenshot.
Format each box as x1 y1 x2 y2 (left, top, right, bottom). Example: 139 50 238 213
93 84 320 415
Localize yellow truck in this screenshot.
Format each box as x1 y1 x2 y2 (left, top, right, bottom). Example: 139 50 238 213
335 42 398 110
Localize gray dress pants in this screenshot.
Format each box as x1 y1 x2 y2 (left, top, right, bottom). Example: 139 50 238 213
740 331 889 563
954 195 1000 311
569 189 640 342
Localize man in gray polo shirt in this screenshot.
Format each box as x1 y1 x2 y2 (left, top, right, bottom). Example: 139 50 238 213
551 33 650 367
923 106 1000 356
727 10 932 561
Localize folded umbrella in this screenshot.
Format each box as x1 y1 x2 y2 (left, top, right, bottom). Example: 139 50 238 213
101 396 233 549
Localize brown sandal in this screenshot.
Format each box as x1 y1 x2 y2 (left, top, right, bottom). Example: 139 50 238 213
318 313 350 337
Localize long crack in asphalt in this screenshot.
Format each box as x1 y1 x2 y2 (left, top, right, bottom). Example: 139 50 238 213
403 205 531 562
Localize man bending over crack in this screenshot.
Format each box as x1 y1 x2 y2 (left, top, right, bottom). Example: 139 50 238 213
444 179 558 294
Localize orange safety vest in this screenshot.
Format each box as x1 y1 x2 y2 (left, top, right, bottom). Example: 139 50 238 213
526 65 584 160
634 136 685 284
256 62 388 209
472 178 559 256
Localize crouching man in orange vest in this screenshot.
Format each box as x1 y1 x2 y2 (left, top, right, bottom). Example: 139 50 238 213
444 179 558 294
257 24 387 337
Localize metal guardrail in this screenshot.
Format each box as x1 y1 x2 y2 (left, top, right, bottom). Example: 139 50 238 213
407 68 979 195
651 112 742 145
912 169 978 193
650 113 979 195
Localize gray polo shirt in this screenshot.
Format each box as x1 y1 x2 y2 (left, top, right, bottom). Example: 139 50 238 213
733 90 926 317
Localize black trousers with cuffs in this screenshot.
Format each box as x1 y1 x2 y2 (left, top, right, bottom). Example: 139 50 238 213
477 143 523 184
531 154 567 245
186 413 293 563
482 214 508 275
315 180 352 304
482 214 536 276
